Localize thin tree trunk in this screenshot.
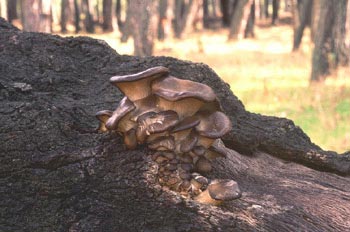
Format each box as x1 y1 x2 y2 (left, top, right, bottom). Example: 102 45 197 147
264 0 269 18
82 0 94 33
61 0 68 33
102 0 113 32
245 0 255 38
158 0 167 40
129 0 156 56
6 0 17 22
203 0 209 28
120 0 131 42
21 0 51 33
74 0 81 33
220 0 231 27
292 0 312 51
173 0 194 38
310 0 349 82
228 0 252 40
271 0 279 24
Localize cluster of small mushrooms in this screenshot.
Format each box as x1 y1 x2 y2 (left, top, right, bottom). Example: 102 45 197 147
96 66 241 205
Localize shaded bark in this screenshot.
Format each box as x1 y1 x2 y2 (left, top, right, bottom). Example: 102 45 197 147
1 18 350 231
311 0 349 81
20 0 52 33
129 0 156 56
271 0 279 25
6 0 17 22
228 0 253 40
82 0 94 33
102 0 113 32
292 0 312 51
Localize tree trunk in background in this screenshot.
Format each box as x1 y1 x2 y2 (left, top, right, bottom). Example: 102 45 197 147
292 0 312 51
271 0 279 24
220 0 231 27
264 0 269 18
245 0 255 38
129 0 156 56
6 0 17 22
102 0 113 32
158 0 167 40
203 0 209 28
73 0 80 33
120 0 131 42
311 0 349 82
21 0 52 33
61 0 68 33
82 0 94 33
228 0 253 40
0 0 7 20
173 0 194 38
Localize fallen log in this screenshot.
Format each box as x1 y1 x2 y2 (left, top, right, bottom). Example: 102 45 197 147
0 18 349 231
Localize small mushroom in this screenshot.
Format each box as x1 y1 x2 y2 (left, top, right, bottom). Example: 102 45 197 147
105 96 136 131
195 157 212 173
124 128 137 149
195 179 241 205
195 111 232 148
205 139 229 160
137 110 179 143
152 76 216 118
95 110 113 132
171 116 200 153
148 136 175 151
179 130 198 153
110 66 169 101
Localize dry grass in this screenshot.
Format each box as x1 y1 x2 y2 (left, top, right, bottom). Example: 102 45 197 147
59 21 350 153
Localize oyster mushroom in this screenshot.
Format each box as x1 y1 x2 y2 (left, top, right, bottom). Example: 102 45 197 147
194 156 212 173
152 76 216 118
148 135 175 151
105 96 136 132
205 139 229 160
195 111 232 148
171 116 200 153
195 179 241 205
95 110 113 132
136 110 179 143
110 66 169 101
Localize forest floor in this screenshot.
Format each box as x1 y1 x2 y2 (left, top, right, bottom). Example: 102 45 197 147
57 18 350 154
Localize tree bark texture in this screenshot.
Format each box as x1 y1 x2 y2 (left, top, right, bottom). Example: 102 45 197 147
1 18 350 231
6 0 17 22
20 0 52 33
310 0 349 81
228 0 252 40
128 0 156 56
292 0 312 51
102 0 113 32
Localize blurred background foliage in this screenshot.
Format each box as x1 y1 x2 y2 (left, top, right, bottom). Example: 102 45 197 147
1 0 349 152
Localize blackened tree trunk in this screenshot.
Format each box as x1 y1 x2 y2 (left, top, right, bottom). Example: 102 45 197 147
228 0 254 40
292 0 312 51
82 0 94 33
129 0 156 56
20 0 52 33
245 0 255 38
60 0 68 33
6 0 17 22
271 0 279 24
264 0 269 17
203 0 210 28
1 19 350 231
311 0 349 81
102 0 113 32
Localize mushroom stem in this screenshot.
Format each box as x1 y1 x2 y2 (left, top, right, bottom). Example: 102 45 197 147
156 97 204 119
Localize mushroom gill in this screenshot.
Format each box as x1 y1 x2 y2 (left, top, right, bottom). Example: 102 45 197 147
96 66 241 205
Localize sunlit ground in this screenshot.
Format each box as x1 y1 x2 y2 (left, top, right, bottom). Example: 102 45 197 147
58 19 350 153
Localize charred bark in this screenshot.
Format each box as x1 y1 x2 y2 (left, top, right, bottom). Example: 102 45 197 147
1 18 350 231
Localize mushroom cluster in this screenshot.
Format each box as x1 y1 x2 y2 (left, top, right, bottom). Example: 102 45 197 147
96 66 241 205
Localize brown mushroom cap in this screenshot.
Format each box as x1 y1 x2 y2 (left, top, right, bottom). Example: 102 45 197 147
152 77 216 118
110 66 169 101
95 110 113 132
208 179 242 201
129 95 159 122
179 130 198 153
105 96 136 131
205 139 229 160
152 76 216 102
171 115 200 133
195 111 232 138
148 135 175 151
138 110 179 134
124 128 137 149
195 157 212 173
